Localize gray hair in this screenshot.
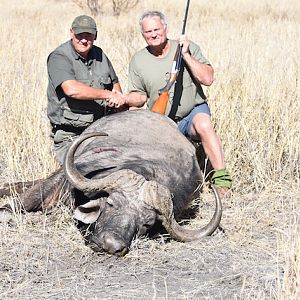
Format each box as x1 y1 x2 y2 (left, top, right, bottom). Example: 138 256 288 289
139 11 167 32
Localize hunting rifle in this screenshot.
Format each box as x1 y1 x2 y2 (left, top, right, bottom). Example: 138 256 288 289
151 0 191 115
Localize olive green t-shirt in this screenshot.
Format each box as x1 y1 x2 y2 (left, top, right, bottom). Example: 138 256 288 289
128 39 210 118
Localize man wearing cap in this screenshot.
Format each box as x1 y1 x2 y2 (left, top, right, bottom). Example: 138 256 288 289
47 15 129 164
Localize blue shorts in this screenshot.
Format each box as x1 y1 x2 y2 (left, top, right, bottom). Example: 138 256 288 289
177 103 211 136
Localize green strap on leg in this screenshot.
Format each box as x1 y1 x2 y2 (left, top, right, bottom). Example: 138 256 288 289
211 168 232 189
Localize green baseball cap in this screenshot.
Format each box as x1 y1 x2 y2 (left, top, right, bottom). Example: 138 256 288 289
71 15 97 35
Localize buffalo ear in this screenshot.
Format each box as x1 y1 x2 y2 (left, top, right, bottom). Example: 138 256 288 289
73 200 102 224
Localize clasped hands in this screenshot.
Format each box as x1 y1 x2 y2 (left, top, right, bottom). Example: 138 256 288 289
106 89 129 109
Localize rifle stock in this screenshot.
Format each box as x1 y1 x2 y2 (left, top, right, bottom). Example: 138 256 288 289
151 91 169 114
151 62 179 114
150 46 181 114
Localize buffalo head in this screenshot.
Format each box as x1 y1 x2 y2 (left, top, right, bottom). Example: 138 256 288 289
64 132 222 256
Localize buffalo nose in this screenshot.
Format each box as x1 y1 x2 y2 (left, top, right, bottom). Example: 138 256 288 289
100 232 128 256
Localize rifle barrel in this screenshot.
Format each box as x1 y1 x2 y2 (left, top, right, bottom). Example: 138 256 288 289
181 0 191 35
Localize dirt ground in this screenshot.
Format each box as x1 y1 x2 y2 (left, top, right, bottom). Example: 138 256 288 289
1 188 293 300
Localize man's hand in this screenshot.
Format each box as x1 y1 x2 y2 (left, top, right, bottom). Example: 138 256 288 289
177 35 214 86
178 34 190 57
106 90 129 108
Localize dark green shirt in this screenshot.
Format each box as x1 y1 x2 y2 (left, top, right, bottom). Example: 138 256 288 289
47 40 119 127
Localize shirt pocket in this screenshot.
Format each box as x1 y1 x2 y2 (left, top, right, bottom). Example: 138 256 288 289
63 109 94 127
95 74 113 90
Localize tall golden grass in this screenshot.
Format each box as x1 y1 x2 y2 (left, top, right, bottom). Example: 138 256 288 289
0 0 299 298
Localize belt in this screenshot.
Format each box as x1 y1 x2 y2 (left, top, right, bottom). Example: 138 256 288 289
51 123 87 135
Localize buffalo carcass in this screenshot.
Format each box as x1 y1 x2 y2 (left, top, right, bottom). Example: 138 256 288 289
0 109 222 256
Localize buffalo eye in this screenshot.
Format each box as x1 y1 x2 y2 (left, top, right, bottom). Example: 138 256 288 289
143 223 152 229
143 215 156 229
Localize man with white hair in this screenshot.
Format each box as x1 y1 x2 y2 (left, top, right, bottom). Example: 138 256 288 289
127 11 232 197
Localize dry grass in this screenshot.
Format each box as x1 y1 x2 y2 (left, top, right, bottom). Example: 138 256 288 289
0 0 299 298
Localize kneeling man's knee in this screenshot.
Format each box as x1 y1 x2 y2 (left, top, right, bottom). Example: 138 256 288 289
192 114 213 136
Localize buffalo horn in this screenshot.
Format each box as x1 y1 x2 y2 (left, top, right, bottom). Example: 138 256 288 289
143 181 222 241
64 132 145 193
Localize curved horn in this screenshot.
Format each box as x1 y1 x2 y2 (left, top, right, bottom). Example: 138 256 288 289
64 132 145 193
143 181 222 241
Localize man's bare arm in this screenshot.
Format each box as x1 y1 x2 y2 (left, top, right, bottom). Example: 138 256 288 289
112 82 122 93
182 54 214 86
180 35 214 86
61 80 128 108
126 92 147 108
